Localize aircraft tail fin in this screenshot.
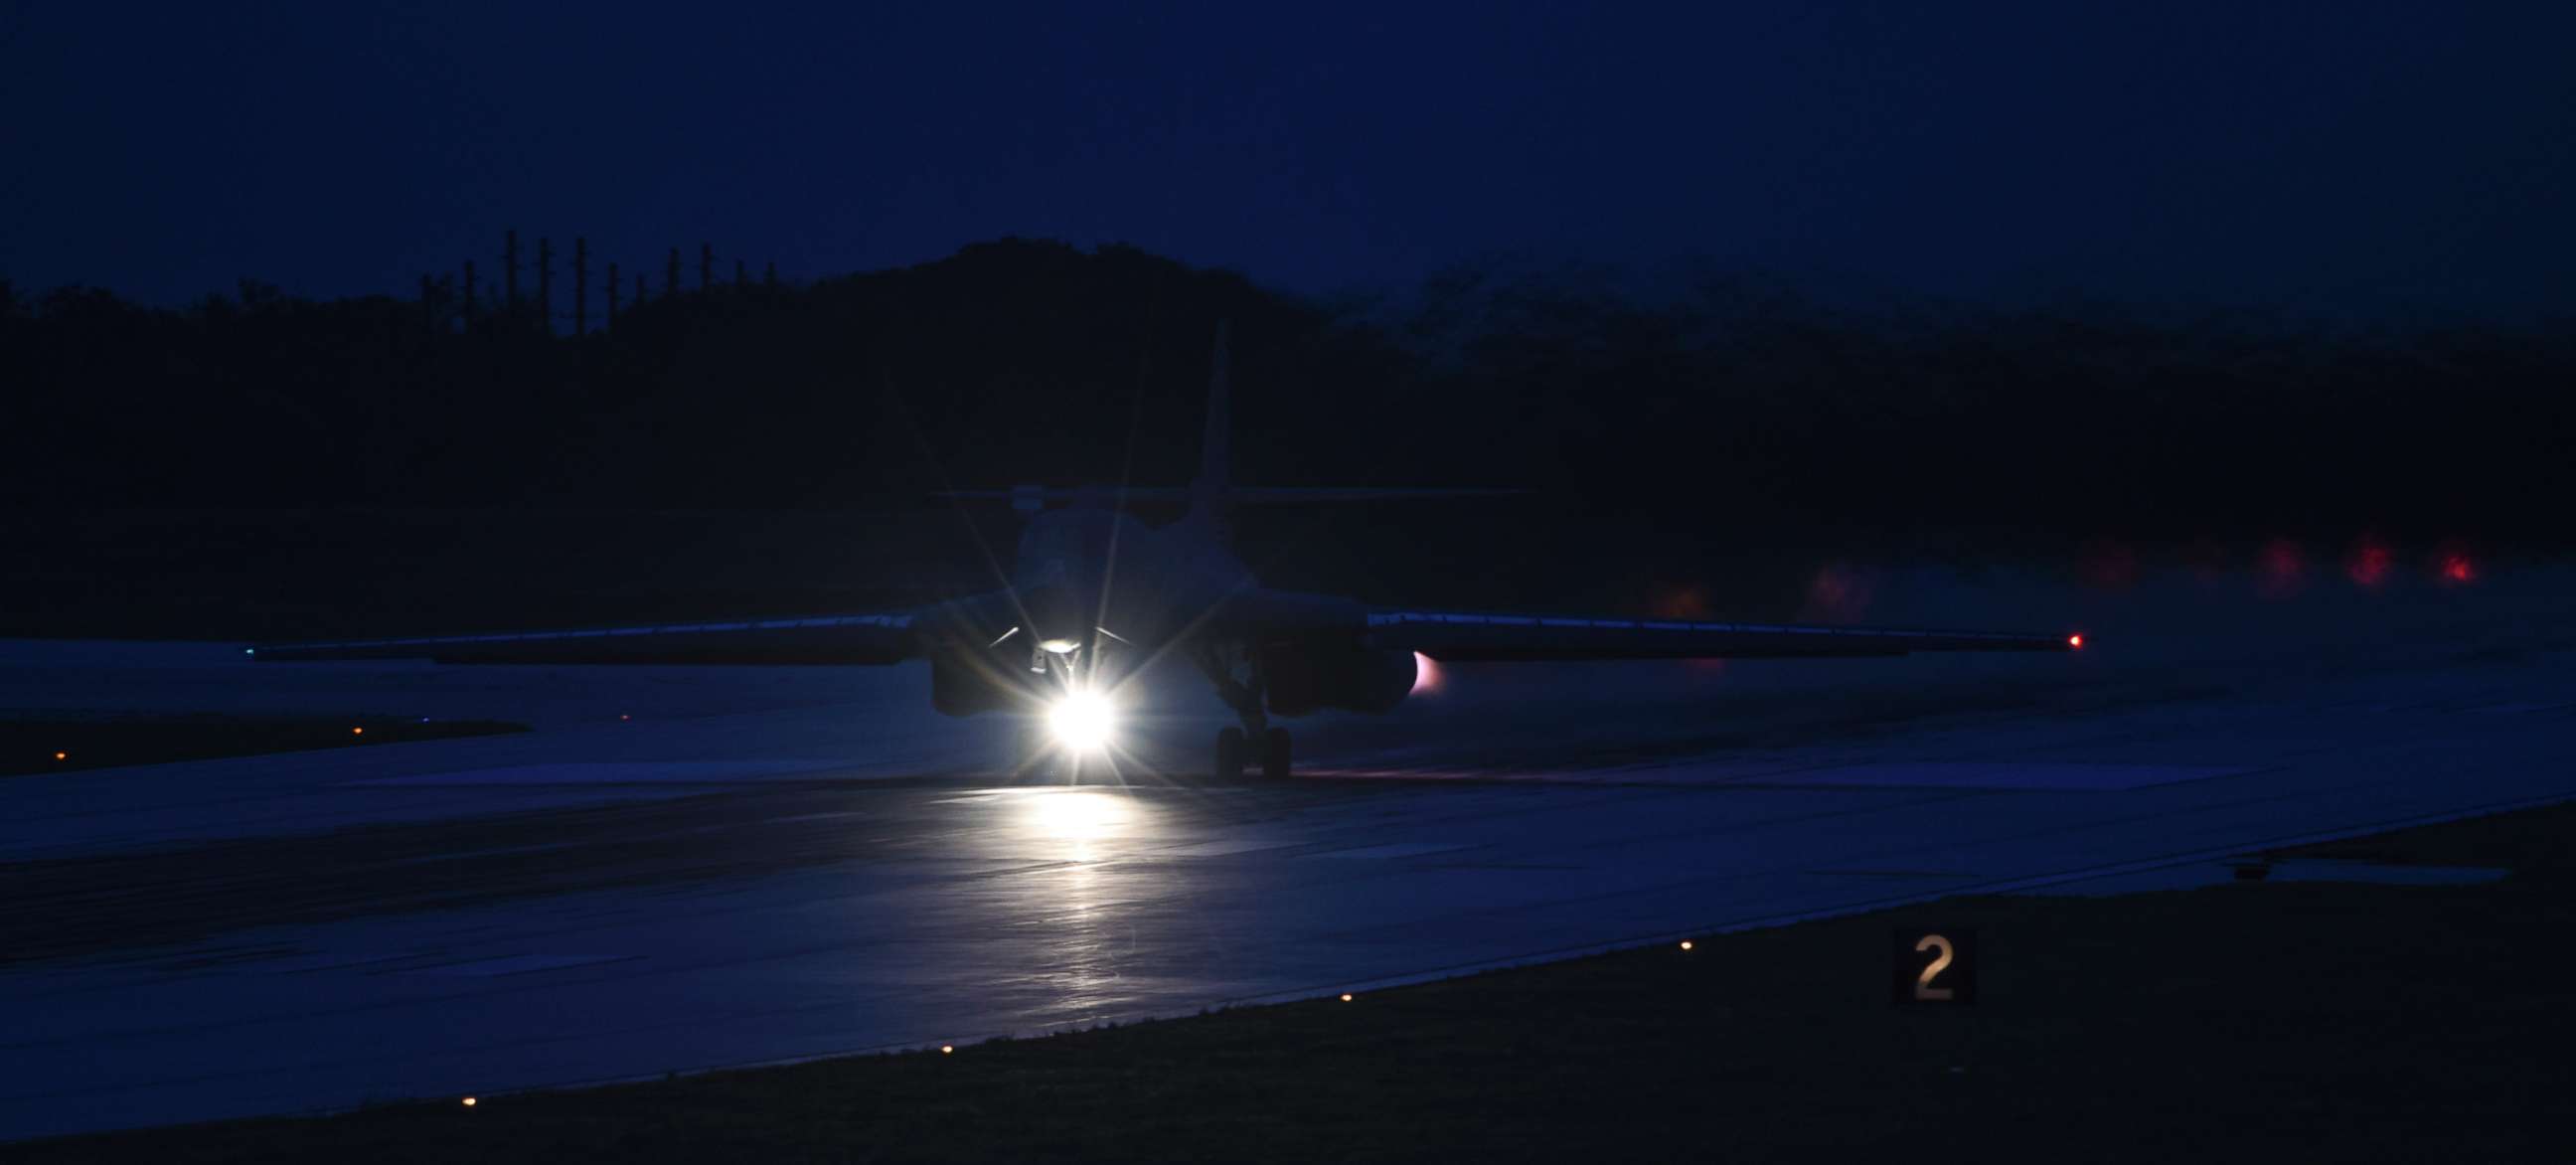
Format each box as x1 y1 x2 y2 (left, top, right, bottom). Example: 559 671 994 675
1188 320 1233 534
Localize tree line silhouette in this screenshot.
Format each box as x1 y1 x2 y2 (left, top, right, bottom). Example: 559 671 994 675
4 238 2567 619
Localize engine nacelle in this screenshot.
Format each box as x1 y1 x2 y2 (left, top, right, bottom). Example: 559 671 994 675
1264 645 1416 717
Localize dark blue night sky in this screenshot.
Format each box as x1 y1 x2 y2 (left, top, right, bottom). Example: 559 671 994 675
6 1 2571 316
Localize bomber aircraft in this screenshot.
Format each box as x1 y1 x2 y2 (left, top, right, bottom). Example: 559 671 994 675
254 326 2082 778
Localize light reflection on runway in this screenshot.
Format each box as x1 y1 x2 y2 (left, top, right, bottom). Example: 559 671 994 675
1016 787 1145 855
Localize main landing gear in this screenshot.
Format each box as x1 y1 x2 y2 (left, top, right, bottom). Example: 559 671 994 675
1197 641 1293 780
1212 725 1293 780
1260 726 1291 780
1216 727 1242 778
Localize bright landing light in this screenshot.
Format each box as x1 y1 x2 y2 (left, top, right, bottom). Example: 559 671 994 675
1047 690 1117 751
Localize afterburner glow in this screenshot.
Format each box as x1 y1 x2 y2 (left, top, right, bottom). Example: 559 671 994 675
1047 690 1117 751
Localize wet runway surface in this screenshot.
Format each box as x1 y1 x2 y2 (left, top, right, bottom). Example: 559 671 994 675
6 571 2575 1142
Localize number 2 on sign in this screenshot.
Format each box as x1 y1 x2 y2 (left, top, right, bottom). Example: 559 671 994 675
1913 933 1956 1001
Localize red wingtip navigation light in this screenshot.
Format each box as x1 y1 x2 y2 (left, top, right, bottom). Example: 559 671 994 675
2067 633 2084 650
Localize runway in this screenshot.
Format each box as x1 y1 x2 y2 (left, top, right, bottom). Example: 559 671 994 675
5 567 2573 1143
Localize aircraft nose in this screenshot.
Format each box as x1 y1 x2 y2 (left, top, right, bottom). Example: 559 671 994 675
1017 584 1098 654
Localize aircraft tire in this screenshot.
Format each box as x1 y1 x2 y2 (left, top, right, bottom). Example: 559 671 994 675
1261 727 1292 779
1215 727 1245 779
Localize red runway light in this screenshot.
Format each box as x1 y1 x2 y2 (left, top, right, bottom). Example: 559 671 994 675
2078 539 2139 589
2258 539 2306 597
2346 538 2392 587
2067 633 2084 650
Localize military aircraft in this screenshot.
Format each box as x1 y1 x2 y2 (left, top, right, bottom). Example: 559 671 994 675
253 325 2081 778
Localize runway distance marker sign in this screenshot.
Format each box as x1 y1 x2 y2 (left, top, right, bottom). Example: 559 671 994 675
1892 928 1978 1005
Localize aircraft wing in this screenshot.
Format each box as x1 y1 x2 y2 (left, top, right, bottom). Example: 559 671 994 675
247 611 923 665
1363 608 2078 662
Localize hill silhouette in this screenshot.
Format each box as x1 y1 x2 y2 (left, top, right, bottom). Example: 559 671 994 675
3 239 2568 635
